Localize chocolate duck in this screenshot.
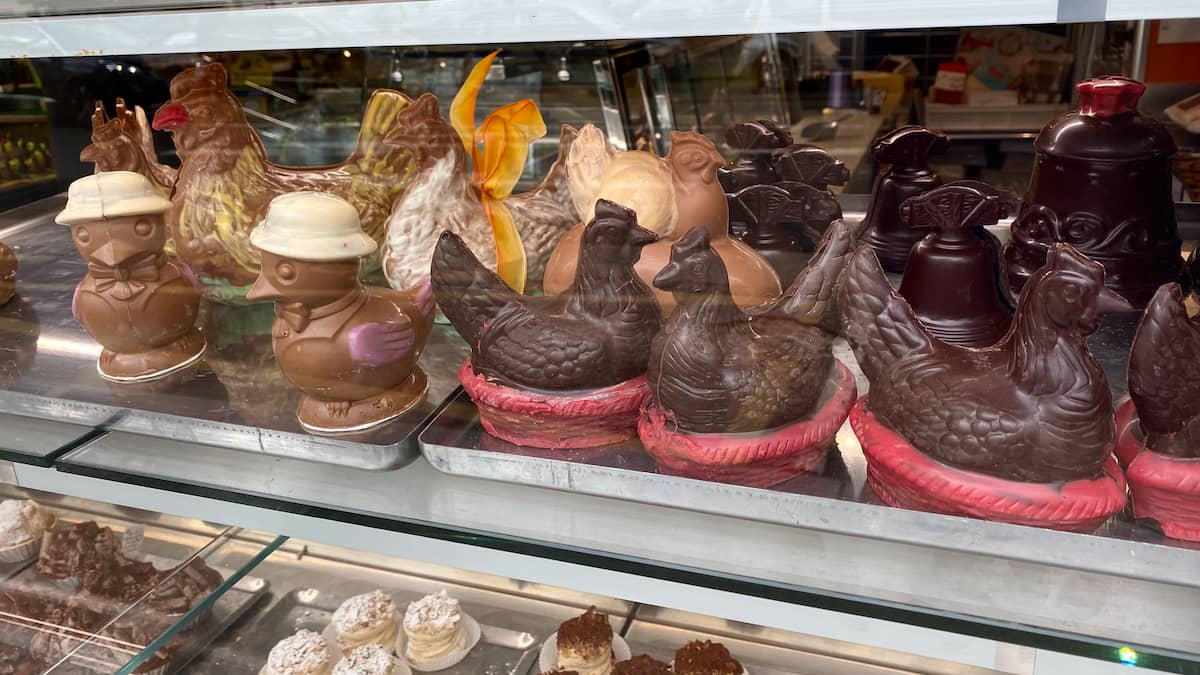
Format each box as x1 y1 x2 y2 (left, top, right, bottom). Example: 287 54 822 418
857 125 949 273
246 192 435 433
897 181 1017 347
0 241 14 305
1006 77 1182 310
433 199 661 448
639 221 858 487
1116 283 1200 540
840 242 1131 531
56 172 206 382
543 127 781 314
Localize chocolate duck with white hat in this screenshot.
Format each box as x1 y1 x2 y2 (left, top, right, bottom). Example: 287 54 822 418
246 192 435 433
56 171 206 382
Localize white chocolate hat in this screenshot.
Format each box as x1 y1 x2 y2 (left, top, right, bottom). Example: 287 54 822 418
55 171 171 225
249 192 377 261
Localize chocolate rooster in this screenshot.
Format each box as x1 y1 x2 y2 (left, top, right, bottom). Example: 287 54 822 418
432 199 660 391
380 93 578 292
649 219 854 433
1128 283 1200 458
81 99 176 194
246 192 435 433
841 243 1132 482
152 62 415 290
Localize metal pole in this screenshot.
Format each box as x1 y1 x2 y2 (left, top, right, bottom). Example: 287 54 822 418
1130 20 1149 80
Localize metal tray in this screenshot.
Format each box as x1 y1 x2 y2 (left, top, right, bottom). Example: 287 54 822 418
0 195 468 470
184 544 634 675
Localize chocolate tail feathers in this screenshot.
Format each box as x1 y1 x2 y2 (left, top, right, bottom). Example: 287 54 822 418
1129 283 1200 436
350 89 415 175
838 245 936 384
773 218 855 325
431 230 520 346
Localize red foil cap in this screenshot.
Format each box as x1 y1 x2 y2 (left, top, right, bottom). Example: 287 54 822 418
1076 76 1145 117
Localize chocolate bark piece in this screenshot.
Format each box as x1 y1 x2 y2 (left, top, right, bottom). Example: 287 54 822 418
36 521 123 580
613 654 672 674
674 640 742 675
144 557 223 616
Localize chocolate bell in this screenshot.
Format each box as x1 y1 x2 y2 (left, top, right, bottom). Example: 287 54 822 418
858 126 949 273
718 119 793 194
898 181 1016 347
730 184 809 287
773 143 850 192
1005 76 1182 309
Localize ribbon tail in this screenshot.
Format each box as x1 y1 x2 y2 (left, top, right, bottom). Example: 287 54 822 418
483 199 526 293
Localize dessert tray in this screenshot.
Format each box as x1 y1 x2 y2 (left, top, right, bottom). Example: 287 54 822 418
0 196 468 470
185 543 635 675
0 527 267 674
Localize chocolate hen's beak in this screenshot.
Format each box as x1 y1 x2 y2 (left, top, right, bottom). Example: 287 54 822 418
1095 286 1134 315
152 102 188 131
629 225 658 247
653 261 683 291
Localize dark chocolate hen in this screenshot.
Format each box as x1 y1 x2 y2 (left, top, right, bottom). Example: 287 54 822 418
433 199 662 390
1129 283 1200 458
840 242 1132 482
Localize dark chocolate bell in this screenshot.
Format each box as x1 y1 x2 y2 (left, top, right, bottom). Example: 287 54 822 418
858 126 950 273
898 181 1016 348
730 184 811 287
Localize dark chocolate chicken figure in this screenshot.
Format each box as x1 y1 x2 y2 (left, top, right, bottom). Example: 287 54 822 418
841 242 1132 482
1128 283 1200 458
246 192 435 433
649 219 853 433
433 199 661 391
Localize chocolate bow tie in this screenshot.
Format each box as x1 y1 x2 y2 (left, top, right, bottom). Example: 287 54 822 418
276 302 312 332
89 255 162 301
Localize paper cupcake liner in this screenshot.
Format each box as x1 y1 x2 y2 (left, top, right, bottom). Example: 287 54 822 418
539 632 631 674
0 514 55 563
403 613 481 672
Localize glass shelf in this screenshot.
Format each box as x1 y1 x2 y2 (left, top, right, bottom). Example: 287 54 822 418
0 483 284 674
48 429 1200 671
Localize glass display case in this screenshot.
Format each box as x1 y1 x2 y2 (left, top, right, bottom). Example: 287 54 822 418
0 2 1198 674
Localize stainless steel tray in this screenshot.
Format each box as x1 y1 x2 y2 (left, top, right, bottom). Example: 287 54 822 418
0 195 469 470
419 309 1200 567
184 543 634 674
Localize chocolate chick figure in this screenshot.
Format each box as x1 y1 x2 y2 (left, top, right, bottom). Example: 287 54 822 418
56 172 205 382
246 192 435 433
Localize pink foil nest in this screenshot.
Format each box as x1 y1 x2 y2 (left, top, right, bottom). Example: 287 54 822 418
459 359 648 449
1116 398 1200 542
638 359 857 488
852 398 1127 532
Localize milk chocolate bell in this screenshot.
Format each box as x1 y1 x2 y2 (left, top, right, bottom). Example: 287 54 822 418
246 192 435 434
1006 76 1182 309
898 181 1017 347
55 172 206 382
857 126 949 273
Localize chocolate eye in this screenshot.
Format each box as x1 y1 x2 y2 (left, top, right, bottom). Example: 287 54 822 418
75 227 90 244
277 261 296 282
134 220 153 237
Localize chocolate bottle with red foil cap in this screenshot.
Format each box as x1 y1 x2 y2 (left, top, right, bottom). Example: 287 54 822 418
1005 76 1181 309
857 125 950 273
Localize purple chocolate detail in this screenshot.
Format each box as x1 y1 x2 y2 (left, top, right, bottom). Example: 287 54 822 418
349 318 414 367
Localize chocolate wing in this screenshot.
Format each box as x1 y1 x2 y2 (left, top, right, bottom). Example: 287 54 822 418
837 246 936 384
1129 283 1200 435
473 309 607 391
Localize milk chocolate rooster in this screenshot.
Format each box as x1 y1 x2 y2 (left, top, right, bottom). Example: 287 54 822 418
543 127 780 314
639 221 858 487
1116 283 1200 540
56 172 206 383
433 199 661 448
152 62 415 296
841 243 1130 531
246 192 434 433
